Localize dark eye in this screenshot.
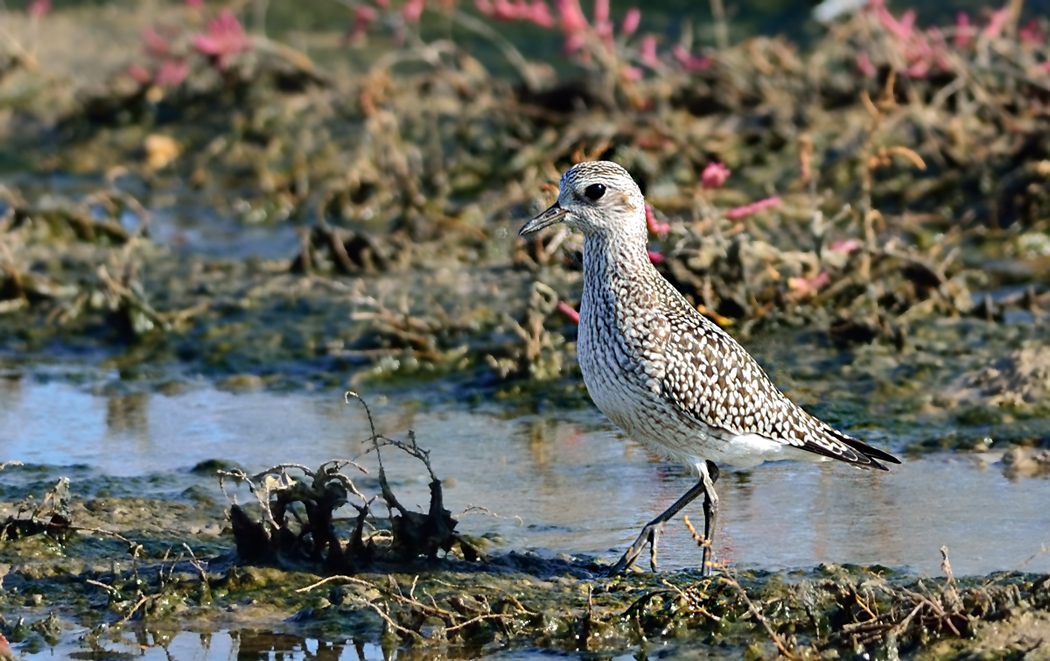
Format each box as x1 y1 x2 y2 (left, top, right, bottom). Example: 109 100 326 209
583 183 606 201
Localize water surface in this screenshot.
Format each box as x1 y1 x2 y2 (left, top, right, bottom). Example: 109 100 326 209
3 378 1047 578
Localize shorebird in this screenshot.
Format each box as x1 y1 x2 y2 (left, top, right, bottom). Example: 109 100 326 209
519 161 900 575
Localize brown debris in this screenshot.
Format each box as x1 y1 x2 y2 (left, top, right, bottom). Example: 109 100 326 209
218 392 480 573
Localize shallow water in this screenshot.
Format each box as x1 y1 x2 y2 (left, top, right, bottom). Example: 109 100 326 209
3 378 1048 579
16 626 662 660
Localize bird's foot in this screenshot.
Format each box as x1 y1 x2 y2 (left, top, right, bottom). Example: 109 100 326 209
607 521 663 576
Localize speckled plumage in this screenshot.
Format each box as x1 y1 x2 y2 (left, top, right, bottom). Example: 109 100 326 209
520 160 900 575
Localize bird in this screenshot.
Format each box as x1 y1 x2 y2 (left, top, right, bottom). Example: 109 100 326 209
519 160 900 576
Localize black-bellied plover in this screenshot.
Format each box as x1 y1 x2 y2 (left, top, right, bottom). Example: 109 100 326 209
520 160 900 576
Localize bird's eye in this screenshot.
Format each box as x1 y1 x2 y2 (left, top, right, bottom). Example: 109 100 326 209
583 183 606 201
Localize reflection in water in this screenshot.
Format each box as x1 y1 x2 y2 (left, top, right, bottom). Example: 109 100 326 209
105 391 150 441
36 624 634 659
41 626 391 660
1 382 1049 578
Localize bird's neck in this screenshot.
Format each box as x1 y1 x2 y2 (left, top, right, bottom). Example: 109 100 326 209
581 232 658 302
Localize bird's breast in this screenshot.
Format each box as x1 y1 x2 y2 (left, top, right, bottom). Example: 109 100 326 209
578 284 661 436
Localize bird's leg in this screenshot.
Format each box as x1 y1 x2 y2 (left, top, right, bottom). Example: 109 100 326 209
608 467 714 575
699 460 720 577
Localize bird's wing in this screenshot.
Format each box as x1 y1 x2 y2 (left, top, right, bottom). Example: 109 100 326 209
638 288 898 469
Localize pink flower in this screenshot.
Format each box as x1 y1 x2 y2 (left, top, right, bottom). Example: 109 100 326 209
557 301 580 324
402 0 426 23
621 8 641 37
647 250 665 264
527 0 555 28
700 162 730 189
491 0 518 20
155 59 190 88
142 28 171 56
563 32 586 54
788 271 830 296
640 33 658 67
856 51 877 77
185 0 204 8
192 9 252 69
904 58 930 78
955 12 972 49
984 8 1008 38
725 196 781 219
829 238 862 253
622 65 643 80
554 0 588 34
593 0 608 26
27 0 49 18
645 205 670 236
1019 19 1045 45
593 0 612 40
351 5 378 38
128 64 153 84
671 45 711 71
877 5 914 40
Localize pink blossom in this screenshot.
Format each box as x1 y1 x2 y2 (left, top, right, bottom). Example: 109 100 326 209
926 26 948 53
351 4 378 38
593 0 612 40
645 205 670 236
877 5 914 40
490 0 517 20
402 0 426 23
904 58 930 78
527 1 555 27
700 162 730 189
829 238 862 253
725 196 781 220
185 0 204 8
1019 19 1045 45
788 271 830 296
647 250 665 264
955 12 972 49
622 65 643 80
640 34 658 67
128 64 153 84
856 51 877 77
557 301 580 324
554 0 588 33
622 8 641 37
142 28 171 56
563 32 586 54
594 0 608 26
27 0 49 18
984 8 1008 38
192 9 252 69
671 45 711 71
155 59 190 88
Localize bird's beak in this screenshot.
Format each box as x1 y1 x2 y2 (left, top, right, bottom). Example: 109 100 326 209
519 202 568 236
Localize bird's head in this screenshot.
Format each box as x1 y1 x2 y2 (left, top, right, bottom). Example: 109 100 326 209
520 161 646 240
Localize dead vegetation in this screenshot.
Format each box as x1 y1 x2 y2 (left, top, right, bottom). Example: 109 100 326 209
2 3 1050 390
218 392 482 572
